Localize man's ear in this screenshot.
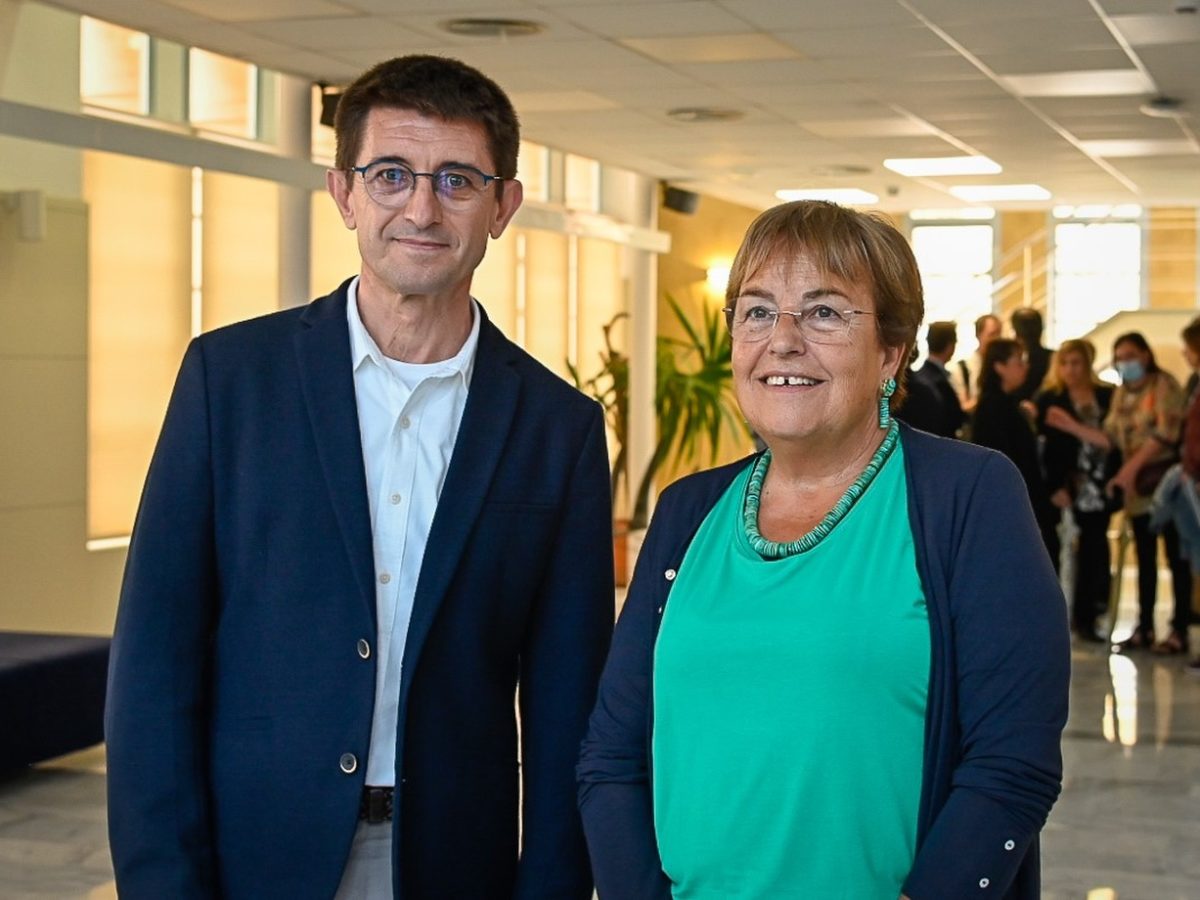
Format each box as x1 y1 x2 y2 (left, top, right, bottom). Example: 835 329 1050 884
326 169 357 230
490 179 523 239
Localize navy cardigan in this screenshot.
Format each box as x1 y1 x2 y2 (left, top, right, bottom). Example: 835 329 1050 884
578 426 1069 899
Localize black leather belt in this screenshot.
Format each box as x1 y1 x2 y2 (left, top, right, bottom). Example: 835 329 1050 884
359 786 394 824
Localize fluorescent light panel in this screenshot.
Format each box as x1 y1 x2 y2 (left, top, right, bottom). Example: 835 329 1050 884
884 156 1001 177
949 184 1051 202
775 188 879 204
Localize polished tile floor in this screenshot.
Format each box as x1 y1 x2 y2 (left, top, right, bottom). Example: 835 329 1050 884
2 579 1199 899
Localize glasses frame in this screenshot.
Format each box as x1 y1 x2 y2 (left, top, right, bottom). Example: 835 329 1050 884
346 160 506 208
721 304 877 345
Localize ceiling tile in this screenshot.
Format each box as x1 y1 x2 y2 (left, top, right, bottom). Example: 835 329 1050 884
1111 13 1200 46
724 0 920 30
773 24 950 58
801 117 939 138
240 15 436 49
555 2 749 37
510 90 620 112
160 0 352 22
976 47 1133 75
620 33 799 64
936 18 1115 56
1081 139 1200 157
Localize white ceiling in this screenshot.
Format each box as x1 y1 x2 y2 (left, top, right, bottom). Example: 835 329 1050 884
47 0 1200 212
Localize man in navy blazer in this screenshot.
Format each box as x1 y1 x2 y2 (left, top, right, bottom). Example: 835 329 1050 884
106 55 614 898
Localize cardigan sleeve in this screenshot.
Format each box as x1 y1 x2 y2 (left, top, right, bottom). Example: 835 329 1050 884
577 493 676 900
902 452 1069 899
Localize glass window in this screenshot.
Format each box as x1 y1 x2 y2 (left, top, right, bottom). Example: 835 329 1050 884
189 48 257 139
311 84 337 165
910 224 994 360
518 141 550 202
565 153 600 212
80 17 150 115
1053 222 1141 344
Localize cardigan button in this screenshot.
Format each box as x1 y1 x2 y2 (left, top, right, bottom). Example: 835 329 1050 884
1003 839 1014 851
339 753 358 774
979 877 990 889
664 568 676 581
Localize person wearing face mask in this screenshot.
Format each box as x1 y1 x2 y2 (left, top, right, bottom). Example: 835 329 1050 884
1051 332 1190 653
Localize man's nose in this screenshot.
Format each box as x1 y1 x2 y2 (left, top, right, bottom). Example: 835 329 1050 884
404 175 442 227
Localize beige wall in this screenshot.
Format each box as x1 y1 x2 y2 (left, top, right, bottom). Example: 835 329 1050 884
0 198 125 634
1147 207 1199 311
997 211 1049 323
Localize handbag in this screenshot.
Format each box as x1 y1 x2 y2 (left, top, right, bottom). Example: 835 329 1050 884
1135 456 1177 497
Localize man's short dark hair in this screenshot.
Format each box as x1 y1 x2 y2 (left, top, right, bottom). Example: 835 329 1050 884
333 55 520 191
974 313 1000 338
1011 307 1044 345
926 321 957 356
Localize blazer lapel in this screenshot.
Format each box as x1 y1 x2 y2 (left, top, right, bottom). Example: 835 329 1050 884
400 311 519 682
294 283 376 622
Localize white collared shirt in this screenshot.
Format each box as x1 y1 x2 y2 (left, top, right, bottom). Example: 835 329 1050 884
345 277 479 786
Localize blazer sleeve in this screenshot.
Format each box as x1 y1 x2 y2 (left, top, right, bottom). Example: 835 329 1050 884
105 339 220 898
515 403 616 900
577 492 677 900
1036 392 1073 495
903 453 1069 899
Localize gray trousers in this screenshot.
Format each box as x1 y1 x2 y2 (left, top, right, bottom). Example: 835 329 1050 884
334 820 392 899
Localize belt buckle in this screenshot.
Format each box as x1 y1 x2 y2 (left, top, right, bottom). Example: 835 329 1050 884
363 786 392 824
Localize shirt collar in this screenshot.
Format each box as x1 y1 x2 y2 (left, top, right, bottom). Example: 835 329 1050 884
346 276 480 388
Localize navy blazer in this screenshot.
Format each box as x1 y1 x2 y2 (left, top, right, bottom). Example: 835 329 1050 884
578 426 1068 900
106 280 614 899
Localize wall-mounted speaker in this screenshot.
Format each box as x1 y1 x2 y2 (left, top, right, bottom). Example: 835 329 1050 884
663 185 700 215
319 91 342 128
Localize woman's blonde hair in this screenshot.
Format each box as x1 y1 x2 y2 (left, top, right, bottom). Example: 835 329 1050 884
1041 338 1102 394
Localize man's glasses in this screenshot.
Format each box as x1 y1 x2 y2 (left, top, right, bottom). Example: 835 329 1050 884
347 161 505 208
723 302 876 345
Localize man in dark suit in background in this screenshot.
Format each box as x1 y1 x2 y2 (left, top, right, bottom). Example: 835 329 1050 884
899 320 966 438
1012 307 1052 404
106 55 613 899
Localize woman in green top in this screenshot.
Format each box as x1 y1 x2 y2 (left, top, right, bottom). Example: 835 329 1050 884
579 201 1069 899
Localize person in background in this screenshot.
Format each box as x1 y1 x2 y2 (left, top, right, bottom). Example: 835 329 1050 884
578 200 1068 900
951 312 1001 413
1012 307 1053 405
1039 340 1118 642
899 320 965 438
106 54 613 899
1175 318 1200 675
972 338 1059 568
1050 332 1190 654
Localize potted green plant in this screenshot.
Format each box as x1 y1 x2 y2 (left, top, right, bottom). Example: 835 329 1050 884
570 296 749 576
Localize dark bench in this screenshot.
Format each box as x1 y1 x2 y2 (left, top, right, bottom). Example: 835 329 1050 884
0 632 110 773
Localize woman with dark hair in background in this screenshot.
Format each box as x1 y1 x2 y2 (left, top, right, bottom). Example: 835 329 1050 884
1050 332 1189 653
1040 340 1117 642
972 338 1059 568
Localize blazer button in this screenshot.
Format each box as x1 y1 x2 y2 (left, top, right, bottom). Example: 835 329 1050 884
357 639 371 659
664 568 676 581
979 877 990 889
1003 839 1015 851
339 753 358 774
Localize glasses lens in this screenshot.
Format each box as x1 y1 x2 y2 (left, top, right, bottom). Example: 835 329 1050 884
804 306 850 338
434 167 487 202
362 163 413 205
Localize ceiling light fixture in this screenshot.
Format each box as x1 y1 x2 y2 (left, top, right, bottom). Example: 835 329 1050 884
667 107 745 123
440 18 545 38
949 184 1051 202
909 207 996 221
775 188 879 204
1139 95 1188 118
883 156 1002 177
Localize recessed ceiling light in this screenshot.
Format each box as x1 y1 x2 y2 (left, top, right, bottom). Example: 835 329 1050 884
775 188 879 204
883 156 1001 177
949 184 1051 202
440 18 545 38
1000 69 1153 98
667 107 745 123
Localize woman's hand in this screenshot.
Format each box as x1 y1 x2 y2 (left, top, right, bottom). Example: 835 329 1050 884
1108 461 1139 497
1044 406 1075 433
1050 488 1072 510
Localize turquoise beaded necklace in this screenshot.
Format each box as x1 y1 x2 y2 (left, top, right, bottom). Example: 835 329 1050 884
743 420 900 558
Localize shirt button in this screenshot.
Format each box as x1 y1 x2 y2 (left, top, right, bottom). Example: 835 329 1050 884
339 753 358 774
389 493 402 505
379 573 391 585
1003 840 1015 851
357 639 371 659
664 569 676 581
400 416 412 429
979 877 990 889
